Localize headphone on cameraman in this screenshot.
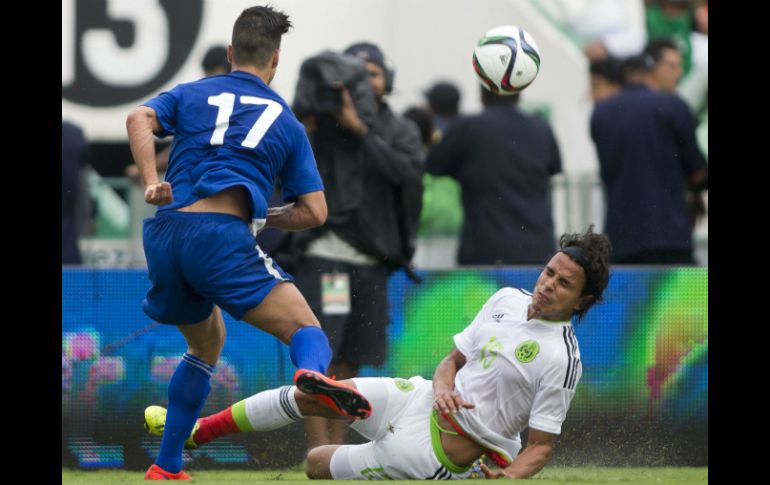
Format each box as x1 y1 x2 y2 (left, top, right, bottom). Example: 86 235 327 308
383 64 395 94
344 42 395 94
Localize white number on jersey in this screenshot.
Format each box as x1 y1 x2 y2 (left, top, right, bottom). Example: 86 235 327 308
207 93 283 148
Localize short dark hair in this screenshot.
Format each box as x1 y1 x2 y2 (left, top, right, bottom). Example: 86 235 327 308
589 57 623 85
201 45 230 74
643 37 680 65
620 54 653 82
425 82 461 117
559 225 612 321
231 5 292 68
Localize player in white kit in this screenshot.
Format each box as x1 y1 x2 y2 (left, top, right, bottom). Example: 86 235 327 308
144 226 611 479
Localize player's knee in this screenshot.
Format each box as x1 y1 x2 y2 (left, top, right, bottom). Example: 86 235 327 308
305 446 334 479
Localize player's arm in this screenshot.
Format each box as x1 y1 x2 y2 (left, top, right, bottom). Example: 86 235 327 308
432 348 475 414
265 190 327 231
481 428 557 479
126 146 170 185
126 106 172 205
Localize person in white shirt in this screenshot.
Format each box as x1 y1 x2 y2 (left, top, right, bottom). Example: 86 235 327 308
143 226 612 480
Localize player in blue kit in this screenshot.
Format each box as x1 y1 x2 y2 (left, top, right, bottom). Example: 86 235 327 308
126 5 371 480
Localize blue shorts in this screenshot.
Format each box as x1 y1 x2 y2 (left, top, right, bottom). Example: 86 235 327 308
142 211 293 325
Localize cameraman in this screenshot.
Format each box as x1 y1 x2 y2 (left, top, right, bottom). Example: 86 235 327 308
284 42 424 450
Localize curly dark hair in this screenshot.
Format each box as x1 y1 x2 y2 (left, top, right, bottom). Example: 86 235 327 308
559 225 612 321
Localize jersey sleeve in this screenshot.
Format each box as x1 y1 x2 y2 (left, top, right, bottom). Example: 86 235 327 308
142 85 182 138
528 349 582 435
453 288 516 357
279 121 325 202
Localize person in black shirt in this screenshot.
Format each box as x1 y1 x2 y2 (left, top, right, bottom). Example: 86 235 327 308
590 55 707 264
426 89 562 265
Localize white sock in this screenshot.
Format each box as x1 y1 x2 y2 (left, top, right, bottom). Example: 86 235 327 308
243 385 303 431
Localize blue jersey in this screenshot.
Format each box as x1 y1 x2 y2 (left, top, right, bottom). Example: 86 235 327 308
143 70 324 229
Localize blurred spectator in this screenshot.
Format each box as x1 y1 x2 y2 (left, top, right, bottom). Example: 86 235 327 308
62 120 90 264
408 83 465 243
589 56 623 102
532 0 647 62
643 37 684 92
641 36 707 228
424 81 461 142
200 45 231 76
404 106 464 242
677 0 708 115
403 106 434 149
591 55 707 264
426 88 562 265
284 42 424 449
645 0 695 76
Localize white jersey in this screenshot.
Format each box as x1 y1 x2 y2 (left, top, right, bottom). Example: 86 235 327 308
451 287 582 464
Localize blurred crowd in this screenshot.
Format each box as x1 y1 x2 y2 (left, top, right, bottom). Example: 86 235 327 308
64 0 708 269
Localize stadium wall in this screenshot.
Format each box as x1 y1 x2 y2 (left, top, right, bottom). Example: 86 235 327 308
62 267 707 469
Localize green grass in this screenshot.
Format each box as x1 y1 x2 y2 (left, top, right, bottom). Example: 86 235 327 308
62 467 707 484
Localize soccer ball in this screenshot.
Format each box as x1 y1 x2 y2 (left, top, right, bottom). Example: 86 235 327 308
472 25 541 95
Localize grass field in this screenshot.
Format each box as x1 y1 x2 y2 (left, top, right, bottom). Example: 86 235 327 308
62 467 707 484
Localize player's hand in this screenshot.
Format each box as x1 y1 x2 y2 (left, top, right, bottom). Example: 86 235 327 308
480 464 515 479
144 182 173 205
433 390 475 414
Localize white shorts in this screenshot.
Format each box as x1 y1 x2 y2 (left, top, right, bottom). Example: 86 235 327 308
329 376 473 480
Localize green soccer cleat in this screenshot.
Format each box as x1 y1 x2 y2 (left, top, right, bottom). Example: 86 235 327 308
143 405 200 449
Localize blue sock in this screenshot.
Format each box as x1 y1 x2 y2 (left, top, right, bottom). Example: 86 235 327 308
289 326 332 374
156 353 214 473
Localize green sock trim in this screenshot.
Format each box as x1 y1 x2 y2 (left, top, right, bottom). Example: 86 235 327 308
429 410 472 474
231 400 255 432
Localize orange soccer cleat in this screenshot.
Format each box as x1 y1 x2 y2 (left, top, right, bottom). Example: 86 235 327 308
144 464 191 480
294 369 372 419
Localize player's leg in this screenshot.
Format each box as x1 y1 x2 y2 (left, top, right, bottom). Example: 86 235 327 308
308 377 443 480
146 379 359 448
141 212 225 478
151 307 225 476
189 229 334 377
315 263 390 444
180 217 369 420
240 282 371 419
307 375 413 479
306 444 344 479
240 280 326 362
290 257 353 448
305 360 359 447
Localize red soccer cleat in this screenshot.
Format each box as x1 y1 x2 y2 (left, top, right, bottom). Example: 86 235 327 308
294 369 372 419
144 464 191 480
